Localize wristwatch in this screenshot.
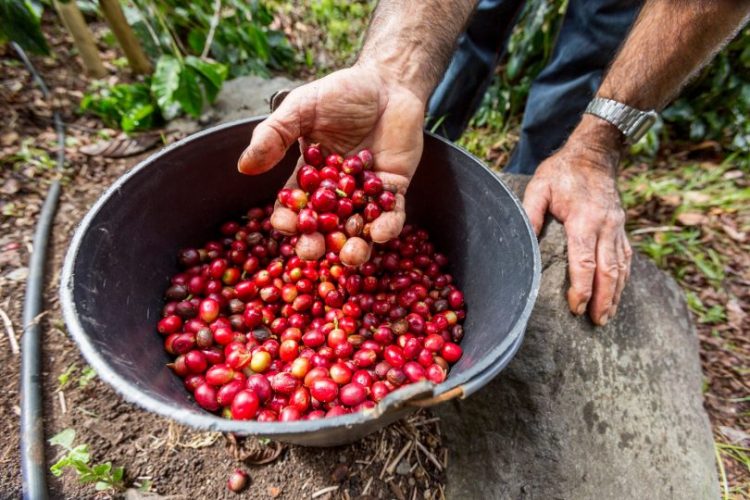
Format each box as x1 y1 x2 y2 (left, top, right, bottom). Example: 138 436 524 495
584 97 659 143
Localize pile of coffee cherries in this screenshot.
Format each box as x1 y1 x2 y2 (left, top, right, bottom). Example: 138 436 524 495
157 151 466 422
278 146 395 261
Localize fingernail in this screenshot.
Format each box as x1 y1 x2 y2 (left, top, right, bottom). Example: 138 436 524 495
599 313 609 326
611 305 618 318
576 303 586 316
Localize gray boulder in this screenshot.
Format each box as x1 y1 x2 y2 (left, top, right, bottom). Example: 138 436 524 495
439 174 717 499
213 75 302 123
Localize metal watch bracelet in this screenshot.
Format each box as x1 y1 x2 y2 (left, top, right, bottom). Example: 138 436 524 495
585 97 659 143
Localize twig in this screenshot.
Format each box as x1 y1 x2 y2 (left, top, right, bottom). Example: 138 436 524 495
58 391 67 414
630 225 682 235
410 417 441 427
0 307 19 355
311 485 339 498
379 448 394 479
361 477 374 496
201 0 222 58
386 441 412 475
414 440 442 471
387 480 406 500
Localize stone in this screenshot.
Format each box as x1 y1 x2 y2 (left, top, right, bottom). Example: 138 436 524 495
212 75 303 124
439 174 718 499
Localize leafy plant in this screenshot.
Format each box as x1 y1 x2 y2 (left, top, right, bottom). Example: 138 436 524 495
49 429 125 492
81 50 227 128
308 0 373 67
0 0 49 54
57 364 79 389
661 26 750 163
130 0 294 78
80 81 159 132
151 54 228 119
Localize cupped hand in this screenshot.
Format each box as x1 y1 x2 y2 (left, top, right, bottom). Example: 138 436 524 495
522 118 633 326
237 64 426 266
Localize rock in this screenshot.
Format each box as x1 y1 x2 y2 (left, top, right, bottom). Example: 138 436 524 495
212 75 303 123
439 174 718 499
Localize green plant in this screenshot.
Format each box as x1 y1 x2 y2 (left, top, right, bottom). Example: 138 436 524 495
78 366 97 387
49 429 125 492
58 364 97 388
661 26 750 163
57 363 78 388
130 0 294 78
151 54 227 119
308 0 373 67
81 52 227 127
0 0 49 54
80 80 159 132
1 137 57 171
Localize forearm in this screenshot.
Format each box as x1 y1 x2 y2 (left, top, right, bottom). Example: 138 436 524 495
572 0 750 157
599 0 750 111
357 0 477 103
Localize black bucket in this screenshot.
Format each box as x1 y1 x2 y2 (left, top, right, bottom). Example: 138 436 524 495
60 117 541 446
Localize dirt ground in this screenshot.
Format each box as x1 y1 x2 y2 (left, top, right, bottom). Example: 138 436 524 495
2 14 748 500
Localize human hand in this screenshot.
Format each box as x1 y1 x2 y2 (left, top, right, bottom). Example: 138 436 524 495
522 116 632 326
237 64 426 266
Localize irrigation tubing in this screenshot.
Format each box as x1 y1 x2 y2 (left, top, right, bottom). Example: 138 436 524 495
14 41 65 500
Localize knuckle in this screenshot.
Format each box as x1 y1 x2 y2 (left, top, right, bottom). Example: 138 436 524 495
600 264 619 280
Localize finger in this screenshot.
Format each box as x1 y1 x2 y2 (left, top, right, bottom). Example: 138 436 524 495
522 179 551 236
238 90 308 175
270 157 306 235
296 232 325 261
375 172 410 195
565 219 597 317
340 237 372 267
610 231 628 318
370 193 406 244
588 227 620 326
611 234 633 318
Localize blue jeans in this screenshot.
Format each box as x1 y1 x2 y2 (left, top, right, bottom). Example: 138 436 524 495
428 0 641 174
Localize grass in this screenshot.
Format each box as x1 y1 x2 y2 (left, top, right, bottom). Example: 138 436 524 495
716 440 750 499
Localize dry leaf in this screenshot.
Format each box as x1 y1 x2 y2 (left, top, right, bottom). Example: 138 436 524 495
719 426 750 446
1 132 19 146
677 212 708 226
720 223 746 243
726 298 746 330
683 191 711 204
80 133 160 158
659 194 682 206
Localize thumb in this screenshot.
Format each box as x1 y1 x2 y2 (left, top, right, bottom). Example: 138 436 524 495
522 179 551 236
237 91 305 175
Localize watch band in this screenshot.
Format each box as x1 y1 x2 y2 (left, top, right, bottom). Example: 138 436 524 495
585 97 659 143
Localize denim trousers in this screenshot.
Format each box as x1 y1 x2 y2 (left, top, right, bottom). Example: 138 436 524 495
428 0 641 174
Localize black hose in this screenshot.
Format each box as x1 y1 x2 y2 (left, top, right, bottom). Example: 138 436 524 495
14 41 64 500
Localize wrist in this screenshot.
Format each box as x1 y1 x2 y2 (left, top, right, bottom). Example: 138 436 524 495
570 114 626 156
564 114 625 176
355 54 432 106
